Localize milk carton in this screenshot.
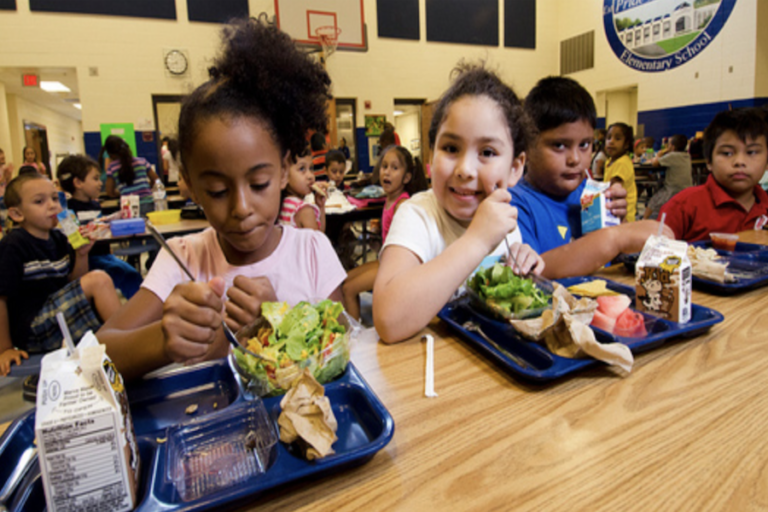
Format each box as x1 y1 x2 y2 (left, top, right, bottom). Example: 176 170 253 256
635 235 692 323
35 332 139 512
119 195 140 219
580 179 620 234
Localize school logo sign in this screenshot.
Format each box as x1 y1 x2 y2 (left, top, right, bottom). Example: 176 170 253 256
604 0 736 72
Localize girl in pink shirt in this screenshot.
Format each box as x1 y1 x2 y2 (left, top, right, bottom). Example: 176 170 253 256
342 145 428 320
98 19 346 379
279 147 328 231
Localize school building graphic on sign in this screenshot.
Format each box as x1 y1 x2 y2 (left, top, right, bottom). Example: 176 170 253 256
616 1 720 57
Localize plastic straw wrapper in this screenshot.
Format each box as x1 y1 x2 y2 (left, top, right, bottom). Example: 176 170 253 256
422 334 438 398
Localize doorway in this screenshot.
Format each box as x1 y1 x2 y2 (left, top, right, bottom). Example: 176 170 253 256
23 121 50 178
334 98 357 172
393 99 425 163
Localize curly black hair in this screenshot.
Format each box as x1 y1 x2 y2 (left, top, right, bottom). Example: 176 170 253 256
428 62 531 157
178 18 331 168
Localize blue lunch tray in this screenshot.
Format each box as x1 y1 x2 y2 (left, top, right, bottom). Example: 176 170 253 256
437 276 723 382
0 360 394 512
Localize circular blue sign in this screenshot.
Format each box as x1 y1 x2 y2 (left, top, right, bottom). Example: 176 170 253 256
604 0 736 72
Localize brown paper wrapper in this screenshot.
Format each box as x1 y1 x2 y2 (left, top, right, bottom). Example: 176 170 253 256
278 369 338 460
510 284 633 373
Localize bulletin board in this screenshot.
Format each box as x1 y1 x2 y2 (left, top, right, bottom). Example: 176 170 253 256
100 123 136 157
364 115 386 137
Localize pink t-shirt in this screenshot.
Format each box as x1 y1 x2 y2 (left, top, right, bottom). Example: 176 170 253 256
142 226 346 305
279 196 321 228
382 192 409 243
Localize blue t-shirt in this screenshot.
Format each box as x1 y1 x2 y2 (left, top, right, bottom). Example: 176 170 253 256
510 178 586 254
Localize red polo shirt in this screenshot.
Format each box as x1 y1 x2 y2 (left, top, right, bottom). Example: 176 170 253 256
659 174 768 242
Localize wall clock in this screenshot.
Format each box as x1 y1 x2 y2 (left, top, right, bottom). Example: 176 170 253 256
164 50 188 75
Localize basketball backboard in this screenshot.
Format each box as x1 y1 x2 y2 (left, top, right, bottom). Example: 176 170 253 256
274 0 367 51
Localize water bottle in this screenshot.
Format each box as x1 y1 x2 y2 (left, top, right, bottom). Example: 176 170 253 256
153 180 168 211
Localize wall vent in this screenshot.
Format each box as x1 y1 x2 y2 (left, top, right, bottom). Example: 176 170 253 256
560 30 594 75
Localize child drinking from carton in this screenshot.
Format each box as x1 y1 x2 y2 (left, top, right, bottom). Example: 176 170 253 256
373 64 543 344
510 77 672 279
0 173 122 375
660 108 768 242
97 19 346 380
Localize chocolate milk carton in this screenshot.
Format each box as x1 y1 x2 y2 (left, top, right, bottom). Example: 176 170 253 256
580 179 620 234
35 332 139 512
119 195 140 219
635 235 692 323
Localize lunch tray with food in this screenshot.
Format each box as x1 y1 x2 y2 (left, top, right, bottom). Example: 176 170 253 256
619 240 768 294
0 359 394 512
438 276 723 382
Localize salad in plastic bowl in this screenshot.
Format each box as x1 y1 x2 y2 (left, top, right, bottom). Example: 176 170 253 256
466 261 552 321
231 300 351 397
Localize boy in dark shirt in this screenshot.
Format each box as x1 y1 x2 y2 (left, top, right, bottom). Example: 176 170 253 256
660 108 768 240
325 150 347 191
0 173 121 375
57 155 143 298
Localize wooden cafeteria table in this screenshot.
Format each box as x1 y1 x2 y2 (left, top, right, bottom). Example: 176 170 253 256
3 231 767 511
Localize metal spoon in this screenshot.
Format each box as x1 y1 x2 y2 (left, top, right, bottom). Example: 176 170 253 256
461 320 529 369
144 219 274 363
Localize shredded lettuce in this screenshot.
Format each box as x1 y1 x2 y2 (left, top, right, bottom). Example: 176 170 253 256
468 263 550 315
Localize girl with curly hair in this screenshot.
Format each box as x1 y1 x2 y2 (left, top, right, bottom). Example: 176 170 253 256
98 19 347 379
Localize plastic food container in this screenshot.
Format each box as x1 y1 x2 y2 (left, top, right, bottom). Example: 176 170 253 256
231 312 352 397
147 209 182 225
110 218 146 236
710 232 738 251
166 400 277 502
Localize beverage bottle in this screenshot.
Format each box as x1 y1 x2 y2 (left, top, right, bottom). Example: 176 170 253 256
153 180 168 211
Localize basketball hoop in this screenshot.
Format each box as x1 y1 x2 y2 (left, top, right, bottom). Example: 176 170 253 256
315 25 341 60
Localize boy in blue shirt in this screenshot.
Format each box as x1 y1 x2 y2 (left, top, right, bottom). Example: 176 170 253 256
511 77 672 279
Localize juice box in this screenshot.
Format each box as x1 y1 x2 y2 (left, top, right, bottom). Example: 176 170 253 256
635 235 692 323
580 179 620 234
35 332 140 512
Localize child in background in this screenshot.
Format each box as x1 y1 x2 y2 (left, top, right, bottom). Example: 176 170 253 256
56 155 143 298
325 150 347 191
101 135 158 217
632 138 647 164
0 173 121 375
97 18 346 380
279 146 328 231
660 108 768 241
373 64 543 344
510 76 671 279
343 145 428 320
644 134 692 220
22 146 48 178
591 138 607 179
604 122 638 222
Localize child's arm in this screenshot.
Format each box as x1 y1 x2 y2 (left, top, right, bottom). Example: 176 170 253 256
0 297 28 377
373 188 518 344
294 205 323 231
98 279 229 380
540 220 675 279
69 237 95 281
105 176 119 198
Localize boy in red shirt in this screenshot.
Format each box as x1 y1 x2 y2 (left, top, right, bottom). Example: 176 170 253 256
660 108 768 242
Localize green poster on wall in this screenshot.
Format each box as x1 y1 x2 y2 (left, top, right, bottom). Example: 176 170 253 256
100 123 136 157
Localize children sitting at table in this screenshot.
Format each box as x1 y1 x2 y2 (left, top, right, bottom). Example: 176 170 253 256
510 76 671 279
660 108 768 241
97 18 346 380
643 134 692 220
604 122 638 222
373 64 543 343
342 145 428 320
325 150 347 191
279 144 329 231
0 172 121 376
56 155 143 299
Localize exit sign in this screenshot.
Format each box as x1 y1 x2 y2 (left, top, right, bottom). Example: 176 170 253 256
22 74 39 87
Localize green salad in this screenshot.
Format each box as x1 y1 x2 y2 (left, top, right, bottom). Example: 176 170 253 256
467 263 551 316
232 300 349 396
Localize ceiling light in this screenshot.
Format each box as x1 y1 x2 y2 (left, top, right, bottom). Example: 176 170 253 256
73 103 82 110
40 81 71 93
394 110 404 116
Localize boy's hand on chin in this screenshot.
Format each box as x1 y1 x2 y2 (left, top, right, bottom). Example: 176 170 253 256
467 188 518 254
605 182 628 219
162 279 224 363
224 276 278 333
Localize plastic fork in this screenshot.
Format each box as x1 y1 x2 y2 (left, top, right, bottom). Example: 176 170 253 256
144 219 274 363
462 320 529 369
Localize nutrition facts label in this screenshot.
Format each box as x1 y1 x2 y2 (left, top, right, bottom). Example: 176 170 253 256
39 413 131 512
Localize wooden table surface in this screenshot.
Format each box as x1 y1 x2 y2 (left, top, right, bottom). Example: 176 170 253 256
3 231 768 511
